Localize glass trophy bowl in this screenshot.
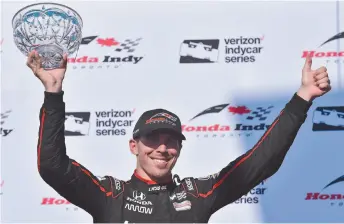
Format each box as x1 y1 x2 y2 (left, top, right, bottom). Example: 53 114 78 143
12 2 83 69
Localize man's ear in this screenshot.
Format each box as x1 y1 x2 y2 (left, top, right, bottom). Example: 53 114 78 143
129 138 139 156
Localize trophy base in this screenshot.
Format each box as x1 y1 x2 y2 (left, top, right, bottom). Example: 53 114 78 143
35 44 66 70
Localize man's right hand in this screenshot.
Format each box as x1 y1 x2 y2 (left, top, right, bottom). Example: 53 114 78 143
26 50 68 93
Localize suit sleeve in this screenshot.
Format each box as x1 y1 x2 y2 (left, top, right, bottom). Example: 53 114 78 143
37 91 110 218
193 93 312 215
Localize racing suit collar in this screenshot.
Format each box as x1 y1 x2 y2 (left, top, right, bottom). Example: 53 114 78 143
131 171 176 194
133 169 173 185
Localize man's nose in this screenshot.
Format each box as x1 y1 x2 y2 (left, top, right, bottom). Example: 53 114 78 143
156 143 168 153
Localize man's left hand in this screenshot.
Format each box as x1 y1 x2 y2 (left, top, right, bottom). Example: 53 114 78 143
297 55 331 101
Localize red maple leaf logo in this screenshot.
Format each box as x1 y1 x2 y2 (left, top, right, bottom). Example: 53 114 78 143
96 38 119 47
228 106 251 115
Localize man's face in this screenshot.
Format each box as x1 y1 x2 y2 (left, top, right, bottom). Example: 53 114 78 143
130 131 182 181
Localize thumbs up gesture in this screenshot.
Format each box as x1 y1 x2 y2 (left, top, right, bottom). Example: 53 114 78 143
297 56 331 101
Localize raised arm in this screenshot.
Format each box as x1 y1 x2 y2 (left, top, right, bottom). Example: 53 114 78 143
27 51 110 218
190 56 331 216
193 92 311 214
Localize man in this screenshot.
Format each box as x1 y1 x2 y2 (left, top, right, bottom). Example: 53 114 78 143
27 50 331 223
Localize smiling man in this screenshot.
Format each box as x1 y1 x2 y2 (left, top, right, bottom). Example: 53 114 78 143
129 109 186 184
27 49 331 223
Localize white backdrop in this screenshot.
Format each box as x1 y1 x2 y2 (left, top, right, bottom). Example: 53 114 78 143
1 0 344 223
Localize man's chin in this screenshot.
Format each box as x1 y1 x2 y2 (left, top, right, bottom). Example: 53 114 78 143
149 167 172 181
152 168 169 176
146 158 175 180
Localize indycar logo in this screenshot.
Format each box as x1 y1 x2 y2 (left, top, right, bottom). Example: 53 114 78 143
65 112 91 136
312 106 344 131
179 39 220 63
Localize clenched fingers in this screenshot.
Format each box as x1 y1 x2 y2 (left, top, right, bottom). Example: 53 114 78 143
26 50 42 77
316 76 329 86
315 66 327 74
316 73 331 89
318 82 331 90
61 53 68 68
314 72 329 82
26 51 34 69
34 51 42 71
26 51 37 70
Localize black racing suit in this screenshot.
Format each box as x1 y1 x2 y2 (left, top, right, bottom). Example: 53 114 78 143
37 91 312 223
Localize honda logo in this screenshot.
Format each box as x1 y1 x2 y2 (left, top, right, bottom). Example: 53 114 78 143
133 191 146 201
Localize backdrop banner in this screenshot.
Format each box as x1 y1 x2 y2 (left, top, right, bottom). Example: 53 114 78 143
1 1 343 223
